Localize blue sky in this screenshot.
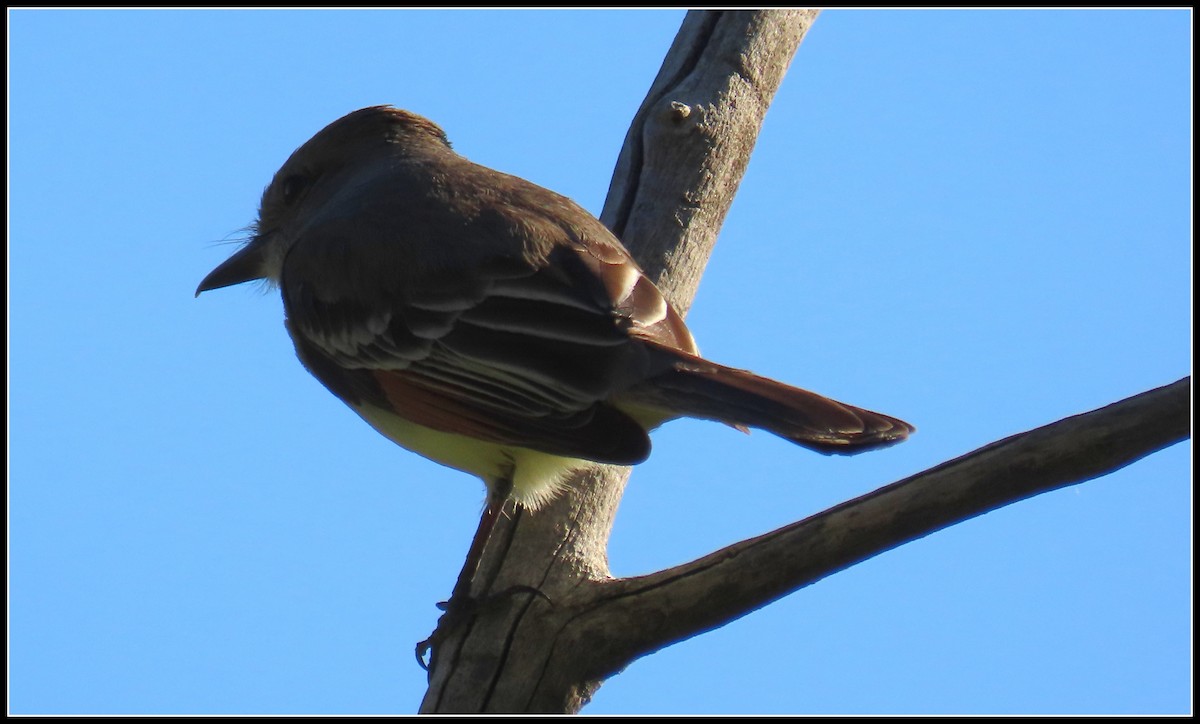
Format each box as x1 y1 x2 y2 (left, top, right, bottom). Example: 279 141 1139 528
8 8 1191 716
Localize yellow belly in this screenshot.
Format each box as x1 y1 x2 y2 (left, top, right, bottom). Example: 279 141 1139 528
352 402 590 510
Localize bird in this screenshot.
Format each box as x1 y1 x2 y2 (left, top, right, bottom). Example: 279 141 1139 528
196 105 913 606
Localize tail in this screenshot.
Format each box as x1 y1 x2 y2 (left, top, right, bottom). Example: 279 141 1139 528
626 353 914 454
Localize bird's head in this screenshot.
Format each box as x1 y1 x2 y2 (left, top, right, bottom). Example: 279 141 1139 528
195 106 452 297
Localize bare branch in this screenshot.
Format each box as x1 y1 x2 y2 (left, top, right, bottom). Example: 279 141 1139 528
420 10 817 713
416 9 1188 715
559 377 1191 674
602 9 821 310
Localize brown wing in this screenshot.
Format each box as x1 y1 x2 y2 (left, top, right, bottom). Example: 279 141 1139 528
278 156 693 465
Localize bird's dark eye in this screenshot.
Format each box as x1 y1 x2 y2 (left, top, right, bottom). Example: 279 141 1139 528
280 172 313 206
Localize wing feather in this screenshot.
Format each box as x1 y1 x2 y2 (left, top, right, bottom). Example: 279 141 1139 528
276 172 687 464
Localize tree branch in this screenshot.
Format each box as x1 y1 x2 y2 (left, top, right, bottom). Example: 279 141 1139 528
558 377 1191 675
602 8 821 310
420 9 817 713
415 9 1187 715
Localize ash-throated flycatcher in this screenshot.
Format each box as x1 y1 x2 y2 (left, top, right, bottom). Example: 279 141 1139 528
196 106 913 598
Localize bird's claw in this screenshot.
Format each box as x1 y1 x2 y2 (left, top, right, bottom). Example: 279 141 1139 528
415 585 552 671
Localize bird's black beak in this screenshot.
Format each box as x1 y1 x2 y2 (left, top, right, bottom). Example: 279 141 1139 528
195 238 269 297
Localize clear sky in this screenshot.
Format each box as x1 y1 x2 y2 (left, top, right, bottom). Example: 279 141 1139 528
8 8 1191 716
